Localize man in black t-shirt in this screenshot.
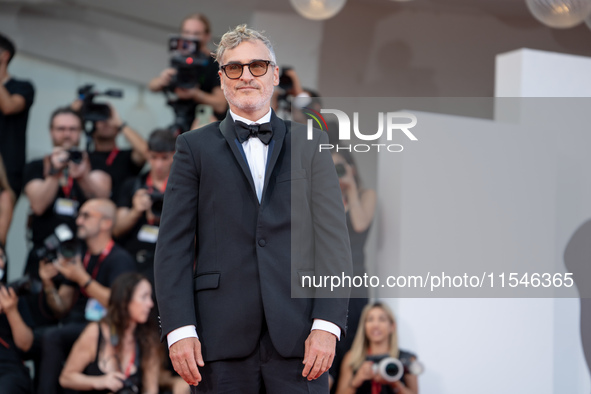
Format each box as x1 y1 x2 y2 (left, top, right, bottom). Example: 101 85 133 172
73 102 148 200
114 129 175 286
37 198 135 394
23 107 111 282
0 33 35 197
148 13 227 123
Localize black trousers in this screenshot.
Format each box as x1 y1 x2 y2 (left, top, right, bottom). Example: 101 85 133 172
0 362 33 394
37 322 87 394
192 324 328 394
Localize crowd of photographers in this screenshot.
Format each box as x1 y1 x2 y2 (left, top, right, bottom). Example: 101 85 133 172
0 12 232 394
0 10 420 394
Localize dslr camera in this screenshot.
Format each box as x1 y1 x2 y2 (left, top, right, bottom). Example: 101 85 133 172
66 148 83 165
148 190 164 217
115 377 139 394
35 224 81 262
6 275 42 297
366 354 424 382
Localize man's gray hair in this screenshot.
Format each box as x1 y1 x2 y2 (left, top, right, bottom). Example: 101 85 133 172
215 24 276 66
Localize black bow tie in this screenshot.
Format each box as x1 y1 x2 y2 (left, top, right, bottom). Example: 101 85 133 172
235 120 273 145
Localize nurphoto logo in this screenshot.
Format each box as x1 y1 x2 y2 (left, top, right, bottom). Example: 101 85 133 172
304 108 418 153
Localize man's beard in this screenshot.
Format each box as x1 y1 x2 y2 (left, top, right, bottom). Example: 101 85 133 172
223 81 273 113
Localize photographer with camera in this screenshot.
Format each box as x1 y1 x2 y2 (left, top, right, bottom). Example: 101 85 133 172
72 91 148 200
336 303 419 394
36 198 135 394
148 13 227 127
0 33 35 198
23 107 111 283
0 243 35 393
59 272 160 394
113 129 174 286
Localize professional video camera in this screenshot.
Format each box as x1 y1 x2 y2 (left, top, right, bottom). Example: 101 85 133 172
148 190 164 218
366 354 424 382
77 84 124 149
78 84 124 123
35 224 81 262
167 35 209 90
6 275 42 297
163 35 210 135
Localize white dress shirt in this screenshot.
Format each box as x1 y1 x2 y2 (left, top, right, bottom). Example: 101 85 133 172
167 108 341 347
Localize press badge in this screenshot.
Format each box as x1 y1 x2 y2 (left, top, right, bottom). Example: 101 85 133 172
137 225 159 243
54 198 79 217
85 298 106 321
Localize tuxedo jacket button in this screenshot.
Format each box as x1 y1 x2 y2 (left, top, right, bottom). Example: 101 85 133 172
258 239 266 247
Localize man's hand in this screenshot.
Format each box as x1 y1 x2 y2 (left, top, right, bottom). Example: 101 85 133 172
302 329 336 381
0 285 18 314
50 147 69 173
39 258 59 284
169 337 204 386
132 188 152 214
54 254 88 285
154 68 177 91
68 152 91 180
174 86 203 102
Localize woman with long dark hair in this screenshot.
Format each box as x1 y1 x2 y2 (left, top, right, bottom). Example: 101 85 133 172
60 272 160 393
336 303 419 394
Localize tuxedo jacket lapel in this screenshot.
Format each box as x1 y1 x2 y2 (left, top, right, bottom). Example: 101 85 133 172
262 112 287 203
219 116 257 199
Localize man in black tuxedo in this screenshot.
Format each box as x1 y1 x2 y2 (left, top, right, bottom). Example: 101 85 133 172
154 24 352 393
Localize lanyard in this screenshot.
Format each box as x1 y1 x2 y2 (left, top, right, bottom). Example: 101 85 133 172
105 148 120 167
81 240 114 297
61 174 74 199
124 348 136 377
145 173 168 193
0 337 9 349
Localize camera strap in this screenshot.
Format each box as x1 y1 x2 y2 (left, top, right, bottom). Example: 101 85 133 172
81 239 115 297
105 148 120 167
0 336 9 349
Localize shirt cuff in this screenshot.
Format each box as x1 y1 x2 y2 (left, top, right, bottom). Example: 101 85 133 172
167 325 198 348
311 319 341 340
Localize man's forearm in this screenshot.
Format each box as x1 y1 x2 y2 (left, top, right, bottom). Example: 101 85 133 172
5 308 34 352
26 177 61 215
43 281 68 317
0 83 25 115
195 89 227 114
121 125 148 165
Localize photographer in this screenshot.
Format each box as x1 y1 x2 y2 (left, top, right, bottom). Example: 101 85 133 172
37 198 135 394
336 303 419 394
113 129 174 286
59 272 160 394
0 33 35 198
23 107 111 283
72 99 148 200
0 244 35 394
148 13 227 123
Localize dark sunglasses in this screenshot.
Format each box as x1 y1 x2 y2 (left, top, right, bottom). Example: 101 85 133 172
221 60 274 79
